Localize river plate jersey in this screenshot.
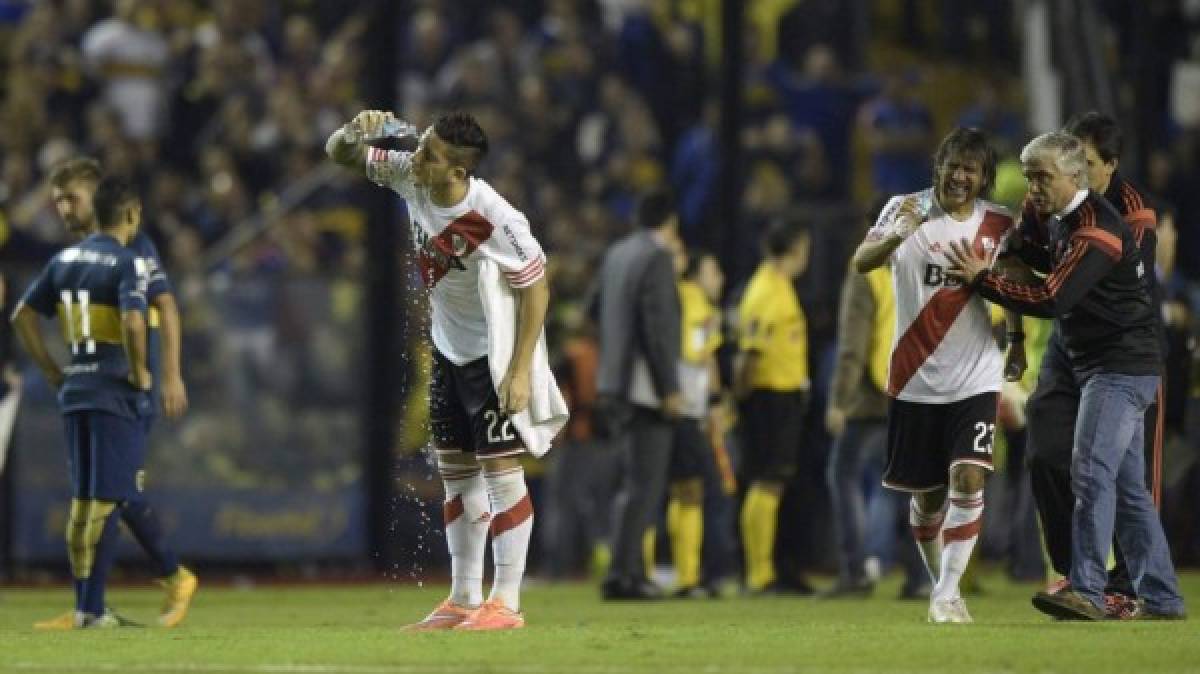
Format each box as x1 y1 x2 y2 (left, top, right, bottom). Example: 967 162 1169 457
366 147 546 365
865 193 1014 403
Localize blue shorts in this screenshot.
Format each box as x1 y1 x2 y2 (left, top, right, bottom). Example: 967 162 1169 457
63 410 148 501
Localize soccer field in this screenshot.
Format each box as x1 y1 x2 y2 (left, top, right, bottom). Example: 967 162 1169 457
2 573 1198 674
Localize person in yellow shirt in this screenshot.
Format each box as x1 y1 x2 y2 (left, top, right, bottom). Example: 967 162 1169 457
735 219 811 593
664 249 731 597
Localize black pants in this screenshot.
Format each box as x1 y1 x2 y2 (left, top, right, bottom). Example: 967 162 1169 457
606 404 675 581
1026 334 1163 594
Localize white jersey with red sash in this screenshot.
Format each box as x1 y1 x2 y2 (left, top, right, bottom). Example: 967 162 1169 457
866 194 1014 403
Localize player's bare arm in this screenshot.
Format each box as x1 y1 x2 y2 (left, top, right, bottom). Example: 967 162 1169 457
325 109 400 177
499 275 549 415
11 304 64 389
122 308 152 391
153 292 188 417
852 196 922 273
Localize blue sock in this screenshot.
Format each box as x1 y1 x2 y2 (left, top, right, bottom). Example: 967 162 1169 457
81 511 121 617
73 579 86 614
120 499 179 577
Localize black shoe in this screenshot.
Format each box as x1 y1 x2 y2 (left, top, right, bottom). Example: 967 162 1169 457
601 576 663 601
671 585 710 599
816 579 874 599
749 581 811 597
776 576 817 596
1032 589 1106 621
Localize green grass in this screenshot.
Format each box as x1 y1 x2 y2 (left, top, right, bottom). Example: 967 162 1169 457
2 572 1198 673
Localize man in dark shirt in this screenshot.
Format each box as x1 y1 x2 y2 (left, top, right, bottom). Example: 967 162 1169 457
1009 114 1165 615
945 131 1184 620
594 188 683 600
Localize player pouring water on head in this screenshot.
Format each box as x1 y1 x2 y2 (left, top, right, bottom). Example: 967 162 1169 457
327 109 567 631
852 127 1019 623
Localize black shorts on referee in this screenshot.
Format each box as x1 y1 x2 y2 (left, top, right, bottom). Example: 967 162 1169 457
739 389 809 482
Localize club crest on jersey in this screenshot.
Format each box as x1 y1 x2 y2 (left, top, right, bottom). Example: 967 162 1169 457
412 221 470 287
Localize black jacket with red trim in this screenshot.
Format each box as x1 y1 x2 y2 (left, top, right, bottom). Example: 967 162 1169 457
1008 173 1164 350
977 191 1160 378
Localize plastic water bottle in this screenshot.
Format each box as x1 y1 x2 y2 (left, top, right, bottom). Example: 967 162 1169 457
893 188 934 239
379 118 418 140
344 117 417 144
914 187 935 219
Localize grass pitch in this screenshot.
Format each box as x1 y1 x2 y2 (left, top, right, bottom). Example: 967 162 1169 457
1 572 1198 673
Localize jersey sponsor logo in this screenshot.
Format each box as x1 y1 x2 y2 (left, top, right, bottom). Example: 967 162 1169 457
923 263 963 288
59 247 119 267
502 224 528 262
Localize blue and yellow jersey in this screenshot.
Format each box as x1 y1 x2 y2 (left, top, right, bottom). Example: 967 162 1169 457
738 263 809 392
20 233 150 419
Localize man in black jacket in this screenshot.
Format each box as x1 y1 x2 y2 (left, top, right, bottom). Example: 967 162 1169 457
946 131 1185 620
1011 113 1165 616
594 188 684 599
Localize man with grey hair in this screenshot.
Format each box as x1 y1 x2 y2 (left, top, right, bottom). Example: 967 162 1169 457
1008 112 1165 618
945 131 1185 620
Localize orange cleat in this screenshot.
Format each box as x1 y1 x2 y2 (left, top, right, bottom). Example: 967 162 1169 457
158 566 199 628
454 599 525 631
33 611 78 631
402 599 475 632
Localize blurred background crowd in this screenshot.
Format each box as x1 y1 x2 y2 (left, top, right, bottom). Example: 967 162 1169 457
0 0 1199 585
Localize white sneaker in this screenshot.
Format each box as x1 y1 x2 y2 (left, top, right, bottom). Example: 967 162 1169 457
864 557 882 584
928 597 973 624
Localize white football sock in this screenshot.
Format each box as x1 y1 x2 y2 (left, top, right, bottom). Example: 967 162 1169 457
485 466 533 612
909 497 945 586
933 489 984 602
439 462 488 608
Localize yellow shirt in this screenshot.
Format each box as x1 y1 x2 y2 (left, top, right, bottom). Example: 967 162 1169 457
679 280 721 365
679 280 722 418
738 263 809 392
864 267 895 394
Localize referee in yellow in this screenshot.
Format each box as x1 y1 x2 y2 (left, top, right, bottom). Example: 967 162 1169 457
735 218 812 594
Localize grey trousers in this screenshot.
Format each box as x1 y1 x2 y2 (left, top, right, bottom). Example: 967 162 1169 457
607 405 675 580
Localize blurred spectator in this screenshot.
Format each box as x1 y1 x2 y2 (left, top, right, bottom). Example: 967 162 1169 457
858 69 934 196
81 0 170 141
765 44 867 199
956 75 1024 155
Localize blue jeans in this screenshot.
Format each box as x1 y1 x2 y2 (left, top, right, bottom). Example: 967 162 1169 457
1070 373 1184 614
827 419 887 582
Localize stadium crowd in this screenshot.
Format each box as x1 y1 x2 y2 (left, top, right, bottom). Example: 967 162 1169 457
1 0 1199 593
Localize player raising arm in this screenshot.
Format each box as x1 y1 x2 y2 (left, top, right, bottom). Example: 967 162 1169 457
328 110 556 631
